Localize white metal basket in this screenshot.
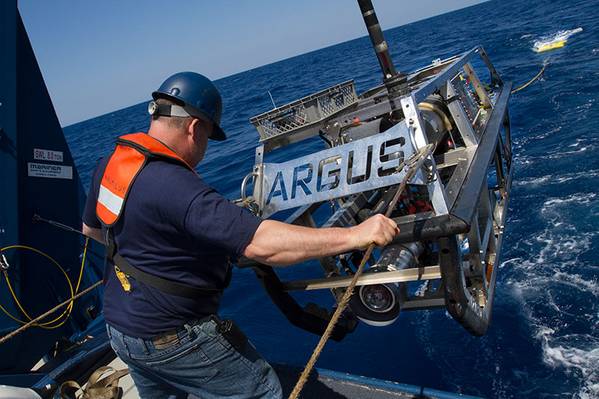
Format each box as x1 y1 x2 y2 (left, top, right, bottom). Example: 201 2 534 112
250 80 358 141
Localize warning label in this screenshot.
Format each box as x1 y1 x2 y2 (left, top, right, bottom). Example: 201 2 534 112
28 162 73 180
33 148 64 162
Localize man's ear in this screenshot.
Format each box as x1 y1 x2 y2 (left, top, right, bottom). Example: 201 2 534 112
188 118 200 137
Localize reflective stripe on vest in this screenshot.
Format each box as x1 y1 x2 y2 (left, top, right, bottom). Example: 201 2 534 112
96 133 192 226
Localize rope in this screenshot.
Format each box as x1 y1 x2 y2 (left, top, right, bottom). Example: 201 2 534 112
60 365 129 399
0 280 103 345
288 144 434 399
511 61 548 94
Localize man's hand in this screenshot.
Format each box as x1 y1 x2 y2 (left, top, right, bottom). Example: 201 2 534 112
349 214 399 250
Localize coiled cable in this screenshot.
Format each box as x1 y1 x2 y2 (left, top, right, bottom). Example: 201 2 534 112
0 238 89 330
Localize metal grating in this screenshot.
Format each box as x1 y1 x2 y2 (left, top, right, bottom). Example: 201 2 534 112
250 80 358 141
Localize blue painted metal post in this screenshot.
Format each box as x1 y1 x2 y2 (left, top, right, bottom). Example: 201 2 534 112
0 1 18 251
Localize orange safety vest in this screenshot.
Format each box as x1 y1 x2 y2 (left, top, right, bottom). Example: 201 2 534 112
94 133 225 298
96 133 193 226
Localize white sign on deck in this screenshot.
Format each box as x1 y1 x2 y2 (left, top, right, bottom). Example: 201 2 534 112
28 162 73 180
33 148 64 162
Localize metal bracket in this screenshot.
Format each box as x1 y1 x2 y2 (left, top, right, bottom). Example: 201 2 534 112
400 94 449 215
1 253 9 270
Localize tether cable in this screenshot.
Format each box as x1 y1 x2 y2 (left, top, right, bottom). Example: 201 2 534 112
288 143 434 399
511 61 548 94
32 214 85 236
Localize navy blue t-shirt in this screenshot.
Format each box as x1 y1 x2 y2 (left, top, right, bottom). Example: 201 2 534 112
83 154 262 339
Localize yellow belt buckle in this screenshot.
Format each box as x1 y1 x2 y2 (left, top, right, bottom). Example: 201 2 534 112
114 266 131 292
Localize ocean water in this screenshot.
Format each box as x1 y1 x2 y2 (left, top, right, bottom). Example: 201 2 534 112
63 0 599 397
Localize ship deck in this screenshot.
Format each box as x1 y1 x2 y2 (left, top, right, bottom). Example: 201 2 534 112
109 357 480 399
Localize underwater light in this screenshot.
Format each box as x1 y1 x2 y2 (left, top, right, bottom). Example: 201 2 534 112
351 281 400 327
360 284 395 312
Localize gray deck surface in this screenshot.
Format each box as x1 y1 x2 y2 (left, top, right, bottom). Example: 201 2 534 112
275 365 421 398
110 357 425 399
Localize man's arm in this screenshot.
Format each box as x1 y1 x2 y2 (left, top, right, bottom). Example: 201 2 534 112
82 223 104 245
81 158 108 245
243 214 398 267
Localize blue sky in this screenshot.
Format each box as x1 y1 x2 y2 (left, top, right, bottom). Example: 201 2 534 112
19 0 484 126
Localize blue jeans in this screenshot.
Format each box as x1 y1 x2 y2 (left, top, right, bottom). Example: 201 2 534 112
107 317 282 399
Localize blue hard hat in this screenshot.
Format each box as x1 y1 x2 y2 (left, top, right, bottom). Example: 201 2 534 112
152 72 226 141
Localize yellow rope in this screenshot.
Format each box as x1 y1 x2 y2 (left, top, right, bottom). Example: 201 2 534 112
0 302 27 324
1 245 74 328
511 62 548 94
0 238 89 330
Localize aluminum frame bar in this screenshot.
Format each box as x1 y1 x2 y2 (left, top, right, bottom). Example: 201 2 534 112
282 266 441 292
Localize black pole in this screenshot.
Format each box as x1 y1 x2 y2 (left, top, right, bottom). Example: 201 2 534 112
357 0 408 102
357 0 397 78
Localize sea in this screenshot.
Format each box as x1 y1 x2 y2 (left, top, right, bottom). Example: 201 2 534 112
63 0 599 397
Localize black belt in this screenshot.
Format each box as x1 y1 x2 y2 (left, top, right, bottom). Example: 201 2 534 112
151 316 215 348
105 228 226 299
151 316 248 352
112 252 221 298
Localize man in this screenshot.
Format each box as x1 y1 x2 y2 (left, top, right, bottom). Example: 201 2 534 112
82 72 399 399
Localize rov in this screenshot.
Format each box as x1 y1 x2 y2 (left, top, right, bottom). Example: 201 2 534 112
237 0 513 338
